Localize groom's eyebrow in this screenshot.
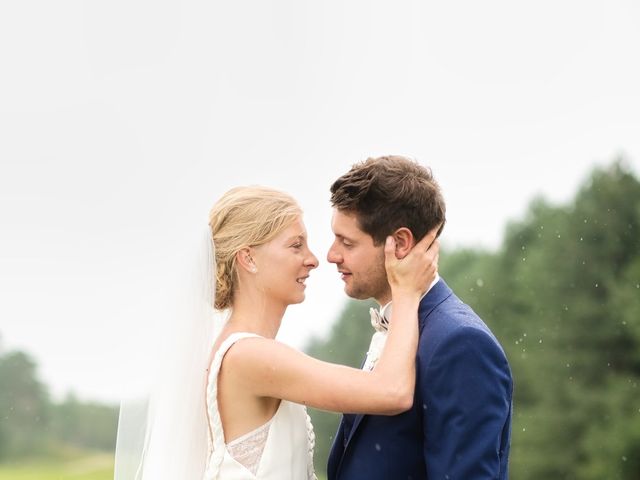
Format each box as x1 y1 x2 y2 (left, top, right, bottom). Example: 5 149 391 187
334 233 355 243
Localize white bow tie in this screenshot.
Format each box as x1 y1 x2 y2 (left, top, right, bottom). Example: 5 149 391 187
370 307 389 333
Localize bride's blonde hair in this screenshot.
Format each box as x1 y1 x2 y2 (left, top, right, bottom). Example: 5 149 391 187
209 186 302 310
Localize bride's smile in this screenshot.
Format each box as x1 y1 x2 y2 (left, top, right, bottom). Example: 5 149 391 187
248 218 318 306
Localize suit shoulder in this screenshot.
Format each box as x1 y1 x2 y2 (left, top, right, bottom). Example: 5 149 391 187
418 295 508 366
421 292 491 339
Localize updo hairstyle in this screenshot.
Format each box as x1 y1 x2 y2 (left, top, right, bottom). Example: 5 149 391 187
208 186 302 310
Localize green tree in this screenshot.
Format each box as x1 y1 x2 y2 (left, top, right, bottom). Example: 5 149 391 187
304 158 640 479
0 351 50 460
48 393 119 452
0 345 119 463
305 298 375 477
448 160 640 479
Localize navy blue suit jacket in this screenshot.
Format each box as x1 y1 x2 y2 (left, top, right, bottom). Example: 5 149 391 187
327 279 513 480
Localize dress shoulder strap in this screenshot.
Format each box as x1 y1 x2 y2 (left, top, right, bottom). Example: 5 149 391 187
211 332 262 374
204 332 262 480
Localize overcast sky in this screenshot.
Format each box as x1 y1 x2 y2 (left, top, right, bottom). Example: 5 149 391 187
1 0 639 403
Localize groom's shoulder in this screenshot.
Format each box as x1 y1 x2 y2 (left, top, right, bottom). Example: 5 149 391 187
419 279 501 350
420 278 483 326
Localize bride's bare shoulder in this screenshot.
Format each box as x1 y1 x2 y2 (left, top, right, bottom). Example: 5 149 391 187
222 336 305 373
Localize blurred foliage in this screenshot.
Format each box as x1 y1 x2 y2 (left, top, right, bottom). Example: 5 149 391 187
0 349 118 463
49 394 119 452
305 158 640 479
0 352 50 460
0 451 113 480
1 158 638 478
305 298 376 469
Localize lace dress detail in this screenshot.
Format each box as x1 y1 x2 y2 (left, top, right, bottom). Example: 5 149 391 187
226 419 273 475
204 332 317 480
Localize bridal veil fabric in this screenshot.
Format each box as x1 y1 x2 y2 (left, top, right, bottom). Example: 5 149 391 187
114 228 225 479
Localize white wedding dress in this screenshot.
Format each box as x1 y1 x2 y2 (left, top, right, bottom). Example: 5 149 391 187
203 332 317 480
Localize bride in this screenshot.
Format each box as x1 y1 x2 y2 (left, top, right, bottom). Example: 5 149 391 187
114 185 439 479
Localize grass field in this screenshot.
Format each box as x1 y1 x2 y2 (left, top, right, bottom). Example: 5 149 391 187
0 454 327 480
0 453 113 480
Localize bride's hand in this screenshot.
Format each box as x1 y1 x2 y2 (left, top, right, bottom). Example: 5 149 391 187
384 226 440 298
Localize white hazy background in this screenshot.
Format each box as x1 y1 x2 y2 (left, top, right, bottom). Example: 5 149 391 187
1 0 639 403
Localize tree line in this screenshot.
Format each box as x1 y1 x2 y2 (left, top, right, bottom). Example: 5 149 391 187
306 158 640 479
0 348 118 461
1 158 638 478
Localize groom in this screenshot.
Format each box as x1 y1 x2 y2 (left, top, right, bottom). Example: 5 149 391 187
326 156 513 479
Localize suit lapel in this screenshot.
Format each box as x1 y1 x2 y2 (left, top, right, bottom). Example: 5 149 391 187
330 280 452 477
331 412 365 478
341 280 452 448
345 413 365 444
327 416 346 479
417 279 451 332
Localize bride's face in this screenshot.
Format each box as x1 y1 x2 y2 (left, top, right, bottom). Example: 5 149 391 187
252 217 319 306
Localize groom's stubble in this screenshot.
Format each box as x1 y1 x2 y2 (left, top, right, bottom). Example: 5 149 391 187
344 244 390 305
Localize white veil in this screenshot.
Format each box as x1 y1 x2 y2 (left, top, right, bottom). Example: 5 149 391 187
114 227 227 479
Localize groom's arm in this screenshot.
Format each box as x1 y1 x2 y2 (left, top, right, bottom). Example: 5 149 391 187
420 325 512 479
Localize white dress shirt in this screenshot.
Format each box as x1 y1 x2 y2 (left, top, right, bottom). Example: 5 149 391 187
363 274 440 371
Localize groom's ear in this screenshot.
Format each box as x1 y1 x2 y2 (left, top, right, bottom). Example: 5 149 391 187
391 227 415 259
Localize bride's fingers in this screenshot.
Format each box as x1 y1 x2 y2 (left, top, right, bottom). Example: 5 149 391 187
413 224 442 253
426 239 440 263
383 236 398 270
385 227 440 279
430 252 440 276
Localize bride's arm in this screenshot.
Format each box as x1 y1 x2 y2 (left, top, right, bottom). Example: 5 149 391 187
223 229 439 415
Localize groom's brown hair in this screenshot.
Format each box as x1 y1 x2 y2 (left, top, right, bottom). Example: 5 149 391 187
330 155 446 245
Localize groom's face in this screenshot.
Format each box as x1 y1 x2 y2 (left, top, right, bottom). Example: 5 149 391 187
327 209 389 304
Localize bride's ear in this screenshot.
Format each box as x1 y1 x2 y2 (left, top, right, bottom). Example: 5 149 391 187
237 248 258 274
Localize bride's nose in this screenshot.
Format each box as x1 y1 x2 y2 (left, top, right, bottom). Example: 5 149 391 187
305 250 319 270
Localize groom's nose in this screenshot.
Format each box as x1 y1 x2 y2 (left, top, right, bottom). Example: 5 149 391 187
327 242 342 265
